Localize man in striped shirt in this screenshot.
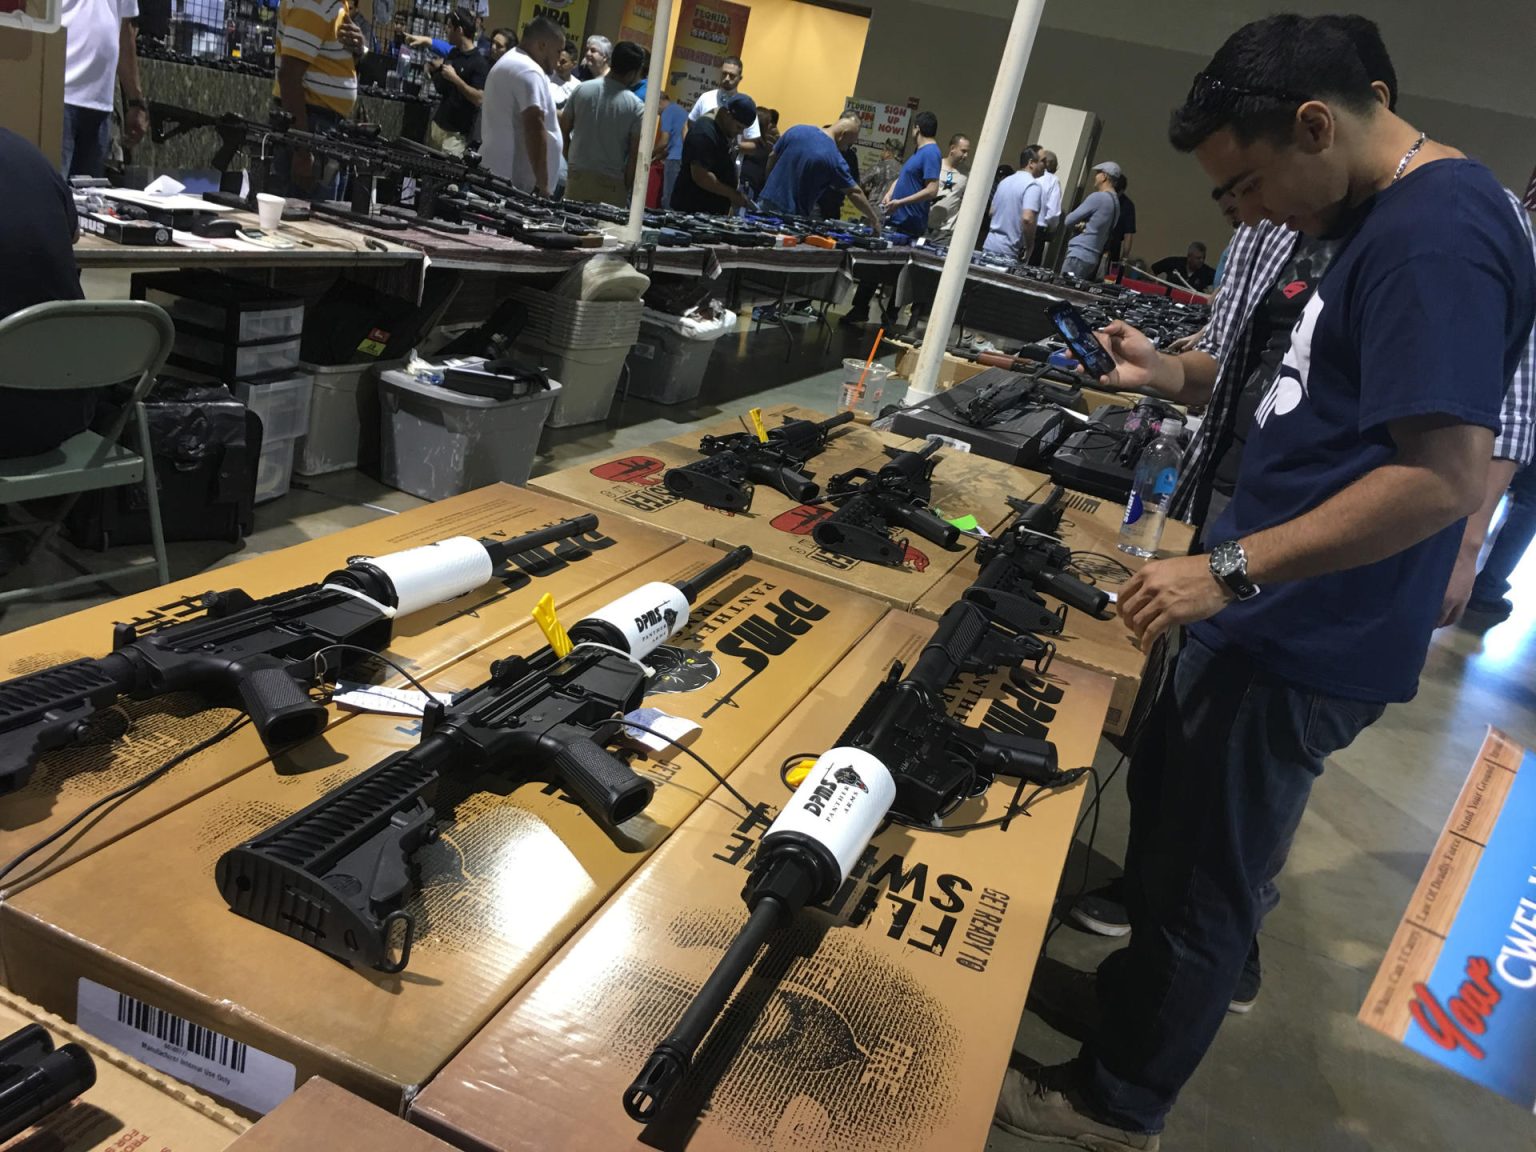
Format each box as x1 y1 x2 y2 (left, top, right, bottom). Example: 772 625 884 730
272 0 365 195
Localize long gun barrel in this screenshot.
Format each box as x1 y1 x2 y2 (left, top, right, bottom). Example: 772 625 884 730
624 597 1079 1121
811 438 958 566
664 412 855 513
0 1025 96 1142
0 516 599 794
214 546 753 972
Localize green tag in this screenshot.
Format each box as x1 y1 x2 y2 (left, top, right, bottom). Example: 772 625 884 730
948 514 981 533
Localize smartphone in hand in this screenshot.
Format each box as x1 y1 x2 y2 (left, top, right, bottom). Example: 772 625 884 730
1048 301 1117 380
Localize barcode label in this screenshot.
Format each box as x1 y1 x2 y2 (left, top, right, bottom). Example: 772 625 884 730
77 977 296 1114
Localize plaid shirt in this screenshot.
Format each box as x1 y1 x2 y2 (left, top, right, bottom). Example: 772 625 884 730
1173 194 1536 522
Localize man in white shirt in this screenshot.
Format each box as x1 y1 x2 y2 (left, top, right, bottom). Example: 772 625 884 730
549 39 581 109
481 16 564 196
1030 146 1062 262
686 55 761 155
60 0 148 178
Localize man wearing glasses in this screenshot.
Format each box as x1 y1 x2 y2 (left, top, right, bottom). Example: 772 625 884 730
994 15 1535 1151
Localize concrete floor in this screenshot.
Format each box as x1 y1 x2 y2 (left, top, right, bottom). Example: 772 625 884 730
5 307 1536 1151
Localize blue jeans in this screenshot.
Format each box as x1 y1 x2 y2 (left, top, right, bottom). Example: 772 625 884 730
1083 633 1383 1132
1470 463 1536 609
662 158 681 208
269 104 344 199
62 105 112 179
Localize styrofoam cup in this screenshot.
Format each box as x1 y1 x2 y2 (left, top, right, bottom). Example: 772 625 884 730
256 193 285 231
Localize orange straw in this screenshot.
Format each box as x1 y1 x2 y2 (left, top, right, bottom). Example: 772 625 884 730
856 327 886 394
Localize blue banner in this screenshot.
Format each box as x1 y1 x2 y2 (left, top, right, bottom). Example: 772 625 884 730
1403 748 1536 1107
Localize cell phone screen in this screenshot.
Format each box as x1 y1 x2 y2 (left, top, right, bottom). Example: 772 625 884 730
1048 302 1117 380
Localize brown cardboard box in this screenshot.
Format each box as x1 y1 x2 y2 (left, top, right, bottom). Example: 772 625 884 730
0 545 888 1117
411 610 1113 1152
0 486 681 897
0 987 246 1151
915 485 1195 738
228 1078 452 1151
888 339 989 392
0 27 65 162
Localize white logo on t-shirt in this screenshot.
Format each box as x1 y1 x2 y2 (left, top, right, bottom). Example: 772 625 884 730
1257 290 1326 428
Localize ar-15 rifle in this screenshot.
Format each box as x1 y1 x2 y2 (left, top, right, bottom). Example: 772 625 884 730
215 546 754 972
624 595 1084 1120
956 363 1081 429
0 1025 96 1142
148 103 289 204
811 438 960 567
663 411 855 513
962 486 1112 638
0 516 599 794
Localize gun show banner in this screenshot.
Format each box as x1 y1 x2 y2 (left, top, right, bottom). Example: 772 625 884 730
615 0 655 45
1359 728 1536 1109
517 0 589 40
845 95 914 197
665 0 749 111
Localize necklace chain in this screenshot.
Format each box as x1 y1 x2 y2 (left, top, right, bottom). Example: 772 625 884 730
1393 132 1428 183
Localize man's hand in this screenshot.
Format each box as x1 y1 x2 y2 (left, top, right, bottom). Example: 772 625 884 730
338 13 365 54
1439 544 1479 627
1092 319 1164 390
1120 554 1232 646
124 104 149 146
441 62 459 84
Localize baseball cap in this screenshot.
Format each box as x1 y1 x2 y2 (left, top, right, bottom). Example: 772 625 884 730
1093 161 1123 179
720 93 757 127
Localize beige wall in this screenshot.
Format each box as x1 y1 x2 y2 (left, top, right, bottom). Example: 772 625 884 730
856 7 1536 262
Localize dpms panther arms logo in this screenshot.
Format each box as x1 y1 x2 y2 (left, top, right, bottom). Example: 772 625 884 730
590 456 667 485
833 765 869 793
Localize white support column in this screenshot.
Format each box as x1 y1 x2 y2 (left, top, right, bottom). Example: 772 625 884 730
904 0 1048 403
623 0 677 244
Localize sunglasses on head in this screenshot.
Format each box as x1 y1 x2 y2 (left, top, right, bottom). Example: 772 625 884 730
1186 71 1311 110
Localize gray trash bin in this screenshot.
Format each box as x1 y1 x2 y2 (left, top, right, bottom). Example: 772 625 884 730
378 367 561 499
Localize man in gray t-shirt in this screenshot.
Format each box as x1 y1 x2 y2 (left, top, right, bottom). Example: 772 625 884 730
559 39 644 205
1060 160 1123 280
983 147 1047 260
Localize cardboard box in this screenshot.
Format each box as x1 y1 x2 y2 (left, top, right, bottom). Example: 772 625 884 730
0 486 681 897
0 27 65 163
411 611 1114 1152
916 485 1195 738
661 402 902 479
0 545 888 1117
228 1078 452 1150
887 339 989 393
0 986 246 1151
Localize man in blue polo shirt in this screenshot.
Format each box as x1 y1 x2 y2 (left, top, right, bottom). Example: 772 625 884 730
994 15 1536 1151
844 109 941 324
759 115 880 231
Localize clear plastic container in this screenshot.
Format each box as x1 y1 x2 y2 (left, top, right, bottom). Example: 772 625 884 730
234 372 314 443
838 359 894 419
173 332 301 379
254 436 297 503
144 287 303 343
1119 417 1185 558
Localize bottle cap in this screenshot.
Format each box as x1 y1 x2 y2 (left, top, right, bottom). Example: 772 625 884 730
1159 416 1183 436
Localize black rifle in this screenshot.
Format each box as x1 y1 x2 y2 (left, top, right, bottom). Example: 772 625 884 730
0 1025 96 1142
663 411 855 513
811 439 960 566
956 364 1080 429
216 546 754 973
624 597 1083 1120
0 516 599 794
962 486 1112 638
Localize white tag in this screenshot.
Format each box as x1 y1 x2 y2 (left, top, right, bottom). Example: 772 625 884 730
621 707 701 752
1059 407 1091 424
332 682 440 716
924 434 973 453
1104 591 1119 604
76 978 296 1114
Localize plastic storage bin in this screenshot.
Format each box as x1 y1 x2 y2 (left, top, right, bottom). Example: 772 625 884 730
508 288 644 348
173 331 301 380
254 436 297 503
378 367 561 498
234 371 313 443
295 359 406 476
133 271 304 344
624 312 735 405
513 336 630 427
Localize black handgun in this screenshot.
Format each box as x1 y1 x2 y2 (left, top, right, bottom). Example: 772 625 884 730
215 547 754 973
0 516 600 794
663 411 855 513
811 438 960 566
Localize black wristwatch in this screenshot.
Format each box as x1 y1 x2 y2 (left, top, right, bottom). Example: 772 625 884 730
1209 540 1260 601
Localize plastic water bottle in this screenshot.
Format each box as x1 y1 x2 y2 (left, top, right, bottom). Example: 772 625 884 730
1118 417 1184 558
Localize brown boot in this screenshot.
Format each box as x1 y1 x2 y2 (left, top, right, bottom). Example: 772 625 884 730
993 1066 1160 1151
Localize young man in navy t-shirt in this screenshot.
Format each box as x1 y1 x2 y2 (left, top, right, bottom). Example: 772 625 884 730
844 109 942 325
995 16 1536 1150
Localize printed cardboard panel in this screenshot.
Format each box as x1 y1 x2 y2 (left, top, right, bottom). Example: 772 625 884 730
0 486 681 896
916 485 1195 736
0 986 246 1152
411 613 1114 1152
1359 729 1536 1110
227 1078 453 1151
0 546 888 1116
